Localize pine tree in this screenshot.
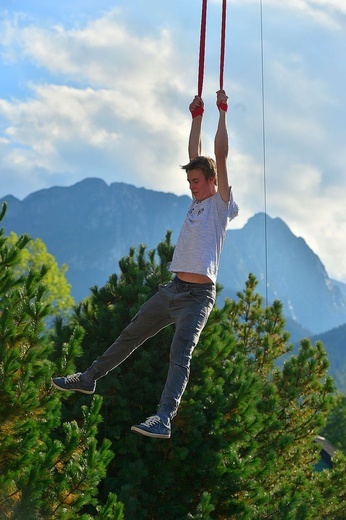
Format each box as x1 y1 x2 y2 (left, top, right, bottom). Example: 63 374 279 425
206 274 344 519
322 393 346 454
59 234 346 519
0 202 124 519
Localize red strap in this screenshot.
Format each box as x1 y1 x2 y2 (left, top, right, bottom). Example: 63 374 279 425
191 105 205 118
198 0 208 97
218 101 228 112
219 0 227 91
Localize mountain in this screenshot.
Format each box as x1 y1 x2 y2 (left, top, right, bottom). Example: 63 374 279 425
1 178 188 300
219 213 346 334
309 324 346 393
1 178 346 336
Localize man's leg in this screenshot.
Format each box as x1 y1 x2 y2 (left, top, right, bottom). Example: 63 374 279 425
131 282 215 438
52 284 174 392
85 288 173 381
157 284 215 421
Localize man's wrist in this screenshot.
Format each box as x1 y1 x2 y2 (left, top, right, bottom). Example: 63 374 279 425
191 105 204 118
218 102 228 112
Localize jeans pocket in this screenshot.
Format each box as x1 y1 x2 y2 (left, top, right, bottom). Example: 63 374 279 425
189 288 215 308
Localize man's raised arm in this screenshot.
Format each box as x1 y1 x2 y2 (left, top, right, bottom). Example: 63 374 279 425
214 89 230 203
188 95 204 160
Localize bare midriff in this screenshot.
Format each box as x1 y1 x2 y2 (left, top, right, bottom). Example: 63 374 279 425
176 272 212 284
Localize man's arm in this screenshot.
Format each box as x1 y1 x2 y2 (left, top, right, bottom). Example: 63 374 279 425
214 90 230 203
188 95 204 160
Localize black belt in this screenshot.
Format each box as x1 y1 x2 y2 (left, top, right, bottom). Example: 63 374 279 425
173 276 213 292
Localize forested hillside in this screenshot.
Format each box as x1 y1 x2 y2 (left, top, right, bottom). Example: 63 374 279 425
310 324 346 393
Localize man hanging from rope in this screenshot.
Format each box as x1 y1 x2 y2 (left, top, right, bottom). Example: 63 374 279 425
52 90 239 439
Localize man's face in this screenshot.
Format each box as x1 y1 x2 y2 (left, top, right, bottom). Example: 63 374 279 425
187 168 216 201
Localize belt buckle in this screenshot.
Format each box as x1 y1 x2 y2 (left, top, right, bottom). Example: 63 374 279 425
176 282 188 292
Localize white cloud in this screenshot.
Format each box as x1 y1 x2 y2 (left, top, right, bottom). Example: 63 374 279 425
230 0 346 29
0 10 194 196
1 10 179 90
0 81 191 197
268 163 346 281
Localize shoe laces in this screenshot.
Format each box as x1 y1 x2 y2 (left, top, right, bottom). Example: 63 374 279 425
65 373 81 383
142 415 161 427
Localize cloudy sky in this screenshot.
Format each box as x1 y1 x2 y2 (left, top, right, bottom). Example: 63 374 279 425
0 0 345 283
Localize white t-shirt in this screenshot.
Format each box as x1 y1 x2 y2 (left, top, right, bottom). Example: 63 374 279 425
170 190 239 284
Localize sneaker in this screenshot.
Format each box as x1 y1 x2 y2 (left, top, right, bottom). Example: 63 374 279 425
51 372 96 394
131 415 171 439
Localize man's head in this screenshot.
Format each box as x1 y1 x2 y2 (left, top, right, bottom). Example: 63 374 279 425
181 156 218 201
181 156 217 185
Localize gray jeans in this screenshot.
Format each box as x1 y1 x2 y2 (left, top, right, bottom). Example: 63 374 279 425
85 277 216 420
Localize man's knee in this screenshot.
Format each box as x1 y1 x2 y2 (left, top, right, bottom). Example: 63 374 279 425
170 334 197 367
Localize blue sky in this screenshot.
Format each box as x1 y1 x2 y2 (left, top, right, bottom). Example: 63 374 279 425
1 0 346 283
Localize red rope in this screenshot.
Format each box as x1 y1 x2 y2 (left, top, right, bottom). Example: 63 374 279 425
197 0 227 96
198 0 208 97
219 0 227 91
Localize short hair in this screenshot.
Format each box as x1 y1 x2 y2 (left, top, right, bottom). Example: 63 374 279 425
181 156 218 185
